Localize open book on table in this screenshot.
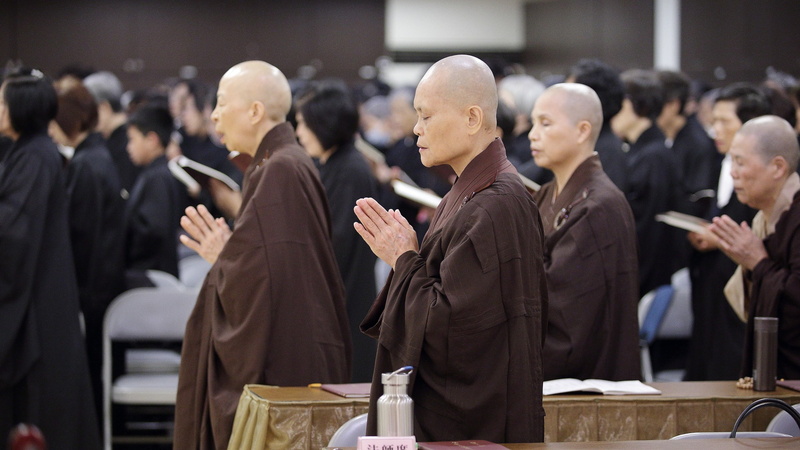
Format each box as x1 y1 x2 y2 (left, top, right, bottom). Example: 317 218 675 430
543 378 662 396
319 382 371 398
168 155 241 194
655 210 710 234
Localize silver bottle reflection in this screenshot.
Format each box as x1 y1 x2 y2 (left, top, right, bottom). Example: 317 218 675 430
377 366 414 436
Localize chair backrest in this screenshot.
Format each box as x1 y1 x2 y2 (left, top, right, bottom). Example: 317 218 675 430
145 269 186 290
327 413 368 447
767 403 800 437
670 431 792 440
104 287 197 341
178 254 212 288
638 267 693 344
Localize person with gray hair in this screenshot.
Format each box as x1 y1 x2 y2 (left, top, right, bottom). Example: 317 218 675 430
708 115 800 380
498 73 546 167
83 70 140 193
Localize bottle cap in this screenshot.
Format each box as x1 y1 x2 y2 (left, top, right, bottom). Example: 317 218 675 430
382 366 413 385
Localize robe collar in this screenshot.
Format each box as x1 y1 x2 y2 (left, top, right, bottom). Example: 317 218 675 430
540 154 598 235
428 138 515 233
253 122 296 161
765 172 800 233
630 124 665 150
73 132 103 155
246 122 297 178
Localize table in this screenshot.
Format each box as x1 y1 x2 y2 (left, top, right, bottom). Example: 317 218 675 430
325 438 800 449
227 382 800 449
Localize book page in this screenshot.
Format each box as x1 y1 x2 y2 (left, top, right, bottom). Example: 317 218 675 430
655 211 710 234
542 378 599 395
584 379 662 395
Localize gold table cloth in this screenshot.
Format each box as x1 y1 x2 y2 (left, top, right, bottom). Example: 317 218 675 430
228 381 800 449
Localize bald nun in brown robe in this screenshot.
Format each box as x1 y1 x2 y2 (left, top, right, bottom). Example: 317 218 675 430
174 61 351 449
529 83 641 381
355 55 547 443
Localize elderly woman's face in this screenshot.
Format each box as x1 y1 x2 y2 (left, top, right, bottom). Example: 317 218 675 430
0 84 12 138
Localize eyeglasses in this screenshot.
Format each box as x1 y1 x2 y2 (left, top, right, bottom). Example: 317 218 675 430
553 188 589 230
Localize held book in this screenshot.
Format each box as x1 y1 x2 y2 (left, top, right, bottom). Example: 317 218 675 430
655 210 710 234
391 179 443 209
543 378 662 396
168 155 241 193
320 382 371 398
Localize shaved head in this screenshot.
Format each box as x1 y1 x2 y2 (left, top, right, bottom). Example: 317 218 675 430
541 83 603 144
738 115 800 172
420 55 498 131
221 60 291 121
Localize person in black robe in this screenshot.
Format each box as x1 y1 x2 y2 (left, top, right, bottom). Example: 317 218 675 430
612 69 682 296
295 81 380 382
657 70 722 218
50 80 125 422
684 83 769 380
567 58 629 193
124 105 183 287
0 68 100 449
530 84 641 381
355 55 546 443
708 116 800 379
83 70 141 197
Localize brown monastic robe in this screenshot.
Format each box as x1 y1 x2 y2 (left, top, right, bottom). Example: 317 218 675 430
174 123 352 449
533 155 641 381
743 190 800 379
361 139 547 443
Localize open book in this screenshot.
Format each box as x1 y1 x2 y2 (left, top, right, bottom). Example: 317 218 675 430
391 179 442 209
655 210 710 234
227 151 253 173
543 378 662 396
168 155 241 194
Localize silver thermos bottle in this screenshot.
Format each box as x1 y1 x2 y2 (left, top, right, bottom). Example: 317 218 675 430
377 366 414 436
753 317 778 391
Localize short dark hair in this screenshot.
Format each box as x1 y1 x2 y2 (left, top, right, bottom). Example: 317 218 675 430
54 79 98 139
183 78 212 112
657 70 691 115
569 58 624 123
2 67 58 137
296 81 359 151
716 82 771 124
127 105 174 148
620 69 664 121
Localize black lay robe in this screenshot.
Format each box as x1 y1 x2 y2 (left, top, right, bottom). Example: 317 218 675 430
0 132 101 448
361 139 547 443
624 125 682 296
685 162 756 381
316 139 379 382
534 155 640 381
64 132 126 421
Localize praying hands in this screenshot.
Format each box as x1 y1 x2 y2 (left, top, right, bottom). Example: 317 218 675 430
353 197 419 269
179 204 232 264
707 214 768 270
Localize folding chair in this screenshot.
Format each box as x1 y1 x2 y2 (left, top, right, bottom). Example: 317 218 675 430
102 287 197 449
